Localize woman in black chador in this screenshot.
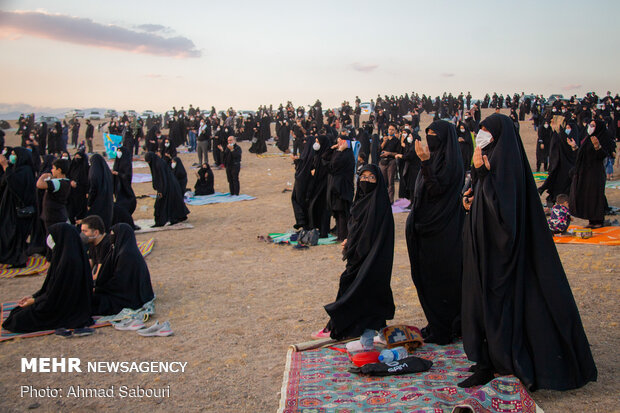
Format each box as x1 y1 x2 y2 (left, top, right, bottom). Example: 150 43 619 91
535 120 551 172
112 146 136 216
87 154 114 231
249 114 270 154
145 152 189 227
291 135 314 230
171 156 188 194
2 223 93 333
306 135 331 238
568 119 614 228
92 223 155 315
67 150 89 223
0 147 36 266
456 121 473 171
460 113 597 390
318 164 395 341
538 116 577 206
194 163 214 195
324 136 355 241
406 120 464 345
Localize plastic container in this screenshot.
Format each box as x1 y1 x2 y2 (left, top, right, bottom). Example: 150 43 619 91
378 346 409 363
351 351 380 367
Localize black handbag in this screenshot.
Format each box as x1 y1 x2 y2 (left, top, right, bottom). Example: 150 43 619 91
16 205 36 218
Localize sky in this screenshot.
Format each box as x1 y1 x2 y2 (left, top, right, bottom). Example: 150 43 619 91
1 0 619 113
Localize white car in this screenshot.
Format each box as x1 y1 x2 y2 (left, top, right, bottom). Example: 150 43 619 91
87 110 103 120
65 109 84 119
139 110 155 119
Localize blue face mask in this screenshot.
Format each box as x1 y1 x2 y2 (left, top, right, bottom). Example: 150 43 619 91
8 154 17 164
565 128 571 135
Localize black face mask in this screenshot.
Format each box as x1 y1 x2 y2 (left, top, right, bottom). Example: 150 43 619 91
358 181 377 196
426 134 441 152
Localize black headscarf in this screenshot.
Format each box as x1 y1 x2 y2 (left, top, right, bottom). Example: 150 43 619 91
87 153 114 231
462 113 597 391
171 156 188 193
67 151 89 222
406 120 464 343
113 146 136 215
2 223 93 332
92 223 155 315
194 164 214 195
325 163 395 339
456 121 473 170
145 152 189 226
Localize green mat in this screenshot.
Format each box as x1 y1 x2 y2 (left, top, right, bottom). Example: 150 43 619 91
268 232 338 246
533 172 548 182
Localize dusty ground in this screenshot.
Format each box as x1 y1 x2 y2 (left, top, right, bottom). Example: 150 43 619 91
0 109 618 413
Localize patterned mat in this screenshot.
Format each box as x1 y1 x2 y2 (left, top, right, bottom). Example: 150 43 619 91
606 180 620 189
1 302 110 342
533 172 548 182
278 341 543 413
185 192 256 205
392 198 412 214
0 239 154 279
267 232 338 246
132 173 152 183
553 226 620 246
134 219 194 234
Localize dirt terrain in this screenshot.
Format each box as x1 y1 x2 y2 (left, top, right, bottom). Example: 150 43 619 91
0 109 618 412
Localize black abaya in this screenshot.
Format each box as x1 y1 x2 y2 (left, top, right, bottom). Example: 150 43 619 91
291 136 314 229
87 154 114 231
145 152 189 226
194 164 215 195
307 135 331 238
325 163 395 339
171 156 188 194
113 146 136 215
406 120 464 344
67 151 89 222
461 113 597 391
538 125 577 204
2 223 93 332
92 223 155 315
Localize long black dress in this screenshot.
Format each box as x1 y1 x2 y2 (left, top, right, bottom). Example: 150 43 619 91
92 223 155 315
87 154 114 231
325 146 355 240
2 223 93 332
461 113 597 391
291 136 314 229
171 156 188 194
307 135 331 238
456 121 473 171
249 115 269 154
67 151 89 223
276 120 290 153
0 147 36 266
569 120 613 224
27 155 55 256
406 120 464 344
538 124 577 204
324 163 395 340
113 146 136 215
194 164 215 195
535 124 551 171
145 152 189 226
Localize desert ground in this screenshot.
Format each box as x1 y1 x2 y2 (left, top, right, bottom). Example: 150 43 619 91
0 109 618 413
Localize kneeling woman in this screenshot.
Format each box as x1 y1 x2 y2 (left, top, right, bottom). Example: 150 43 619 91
92 223 155 315
314 164 395 344
2 223 93 333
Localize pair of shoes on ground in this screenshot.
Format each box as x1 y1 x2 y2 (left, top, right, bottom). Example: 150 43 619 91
54 327 96 338
113 319 173 337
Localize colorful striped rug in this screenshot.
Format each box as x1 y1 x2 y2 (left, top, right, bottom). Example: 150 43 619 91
0 239 155 279
0 302 110 342
533 172 548 182
278 341 543 413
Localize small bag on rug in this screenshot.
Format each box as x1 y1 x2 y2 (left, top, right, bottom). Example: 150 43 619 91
382 325 424 352
349 356 433 376
298 229 319 246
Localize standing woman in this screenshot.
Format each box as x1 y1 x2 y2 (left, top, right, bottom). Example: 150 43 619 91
145 152 189 227
112 146 136 217
171 156 189 194
67 151 89 223
291 134 314 230
568 119 613 228
324 135 355 241
315 164 395 343
87 154 114 231
306 135 331 238
0 147 36 267
536 120 551 172
456 121 473 171
460 113 597 390
538 116 577 206
406 120 464 345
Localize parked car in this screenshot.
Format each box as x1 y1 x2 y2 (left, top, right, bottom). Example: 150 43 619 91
546 94 564 106
86 110 103 120
139 110 155 120
65 109 84 119
126 110 138 118
38 115 60 124
105 109 118 118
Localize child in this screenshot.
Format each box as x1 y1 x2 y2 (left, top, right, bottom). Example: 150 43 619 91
548 193 571 234
356 151 367 176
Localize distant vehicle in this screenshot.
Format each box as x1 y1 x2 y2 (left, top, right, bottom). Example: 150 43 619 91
38 115 60 124
360 102 374 115
105 109 118 118
238 110 256 119
65 109 84 119
86 110 103 120
546 94 564 105
126 110 138 118
139 110 155 119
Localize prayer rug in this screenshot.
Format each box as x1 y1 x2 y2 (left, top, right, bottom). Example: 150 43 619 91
0 240 154 279
267 232 338 246
606 180 620 189
132 173 152 183
184 192 256 205
392 198 412 214
278 341 544 413
553 226 620 246
533 172 548 182
257 152 289 158
0 256 48 279
134 219 194 234
0 302 110 342
106 161 149 169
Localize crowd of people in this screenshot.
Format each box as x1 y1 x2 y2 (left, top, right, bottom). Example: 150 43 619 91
1 89 617 393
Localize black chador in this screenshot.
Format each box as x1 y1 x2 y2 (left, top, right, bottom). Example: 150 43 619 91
145 152 189 227
87 154 114 231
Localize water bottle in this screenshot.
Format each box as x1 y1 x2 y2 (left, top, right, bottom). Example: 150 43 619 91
378 346 409 363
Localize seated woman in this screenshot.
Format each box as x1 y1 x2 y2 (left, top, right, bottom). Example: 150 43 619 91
92 223 155 315
194 163 215 195
2 223 93 333
313 164 395 346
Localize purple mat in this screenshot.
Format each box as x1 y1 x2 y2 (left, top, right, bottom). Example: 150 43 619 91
392 198 411 214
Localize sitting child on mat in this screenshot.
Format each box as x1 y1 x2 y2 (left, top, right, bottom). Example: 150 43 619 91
548 193 571 234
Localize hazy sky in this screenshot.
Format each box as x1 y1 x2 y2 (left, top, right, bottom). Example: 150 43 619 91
1 0 619 112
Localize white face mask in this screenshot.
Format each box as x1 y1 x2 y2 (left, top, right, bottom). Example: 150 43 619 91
116 150 122 158
171 162 177 168
565 128 572 135
476 129 493 149
587 125 595 135
544 124 549 129
312 142 320 151
46 234 55 250
459 128 465 133
407 136 413 144
165 143 170 147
